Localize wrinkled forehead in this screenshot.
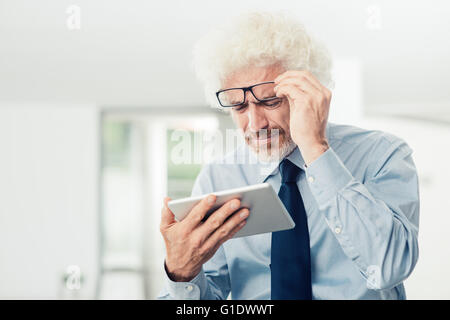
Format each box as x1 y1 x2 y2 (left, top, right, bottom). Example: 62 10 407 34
222 64 284 89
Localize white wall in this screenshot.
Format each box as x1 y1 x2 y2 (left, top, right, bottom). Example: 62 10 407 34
0 103 99 299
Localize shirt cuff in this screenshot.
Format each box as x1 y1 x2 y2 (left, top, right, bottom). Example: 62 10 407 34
304 147 354 209
164 264 208 300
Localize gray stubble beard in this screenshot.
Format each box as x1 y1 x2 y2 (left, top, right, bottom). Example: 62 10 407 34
246 128 297 163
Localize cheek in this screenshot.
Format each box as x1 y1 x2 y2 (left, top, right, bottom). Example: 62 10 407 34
231 111 248 131
268 106 290 132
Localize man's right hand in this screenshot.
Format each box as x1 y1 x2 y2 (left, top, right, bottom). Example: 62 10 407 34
160 194 250 282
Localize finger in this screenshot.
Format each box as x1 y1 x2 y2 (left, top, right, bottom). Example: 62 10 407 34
160 197 176 230
194 198 242 241
181 194 217 231
275 77 322 98
278 74 332 103
275 83 309 104
275 71 322 92
275 84 314 115
209 219 247 254
277 80 332 111
275 70 324 92
201 207 249 252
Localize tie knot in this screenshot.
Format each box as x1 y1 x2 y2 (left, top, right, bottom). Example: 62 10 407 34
279 159 301 183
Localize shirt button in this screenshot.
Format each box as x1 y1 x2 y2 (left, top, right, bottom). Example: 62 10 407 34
185 285 193 292
334 227 342 234
308 176 315 183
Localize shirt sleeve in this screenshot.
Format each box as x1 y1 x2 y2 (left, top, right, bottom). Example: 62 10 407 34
304 137 420 290
157 164 231 300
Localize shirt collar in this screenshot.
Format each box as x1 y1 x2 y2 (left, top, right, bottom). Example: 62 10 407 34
261 146 306 183
240 143 305 184
242 122 333 184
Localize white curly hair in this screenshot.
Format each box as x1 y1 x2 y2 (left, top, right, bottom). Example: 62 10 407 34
193 11 334 109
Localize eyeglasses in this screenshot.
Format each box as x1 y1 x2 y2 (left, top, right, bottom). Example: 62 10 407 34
216 81 280 108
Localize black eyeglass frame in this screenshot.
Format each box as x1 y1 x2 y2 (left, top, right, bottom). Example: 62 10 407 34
215 81 279 108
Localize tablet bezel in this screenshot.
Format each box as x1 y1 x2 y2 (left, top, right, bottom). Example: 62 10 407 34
167 183 295 238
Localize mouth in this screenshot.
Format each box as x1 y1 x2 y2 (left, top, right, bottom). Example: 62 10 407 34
252 136 271 147
247 130 281 148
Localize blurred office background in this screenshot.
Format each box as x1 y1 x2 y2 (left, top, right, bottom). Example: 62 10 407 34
1 0 449 299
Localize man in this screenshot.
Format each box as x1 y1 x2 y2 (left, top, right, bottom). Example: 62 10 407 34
158 12 419 300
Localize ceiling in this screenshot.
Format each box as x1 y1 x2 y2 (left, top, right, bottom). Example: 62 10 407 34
1 0 449 114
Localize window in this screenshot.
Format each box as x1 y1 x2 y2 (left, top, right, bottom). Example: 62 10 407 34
98 109 223 299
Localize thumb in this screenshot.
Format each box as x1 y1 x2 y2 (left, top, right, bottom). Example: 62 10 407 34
160 196 176 229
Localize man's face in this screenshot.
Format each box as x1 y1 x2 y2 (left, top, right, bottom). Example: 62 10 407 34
223 64 296 162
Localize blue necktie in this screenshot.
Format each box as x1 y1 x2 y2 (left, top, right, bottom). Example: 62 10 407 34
271 159 312 300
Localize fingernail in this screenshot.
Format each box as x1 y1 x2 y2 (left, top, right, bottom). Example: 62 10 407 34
240 209 249 218
208 195 215 204
230 200 239 210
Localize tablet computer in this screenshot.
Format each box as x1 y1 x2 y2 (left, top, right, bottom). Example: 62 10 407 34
167 183 295 238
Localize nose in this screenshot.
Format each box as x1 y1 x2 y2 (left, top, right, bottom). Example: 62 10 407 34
240 90 269 132
247 103 269 132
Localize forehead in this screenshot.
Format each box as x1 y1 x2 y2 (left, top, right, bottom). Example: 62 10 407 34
223 64 284 89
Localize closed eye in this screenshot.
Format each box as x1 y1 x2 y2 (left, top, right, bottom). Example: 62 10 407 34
262 99 282 108
233 103 248 112
233 98 281 112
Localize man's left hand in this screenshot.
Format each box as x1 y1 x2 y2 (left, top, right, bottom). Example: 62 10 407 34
274 70 331 166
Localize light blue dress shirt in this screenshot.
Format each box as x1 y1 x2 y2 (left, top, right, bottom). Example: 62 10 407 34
157 122 420 300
